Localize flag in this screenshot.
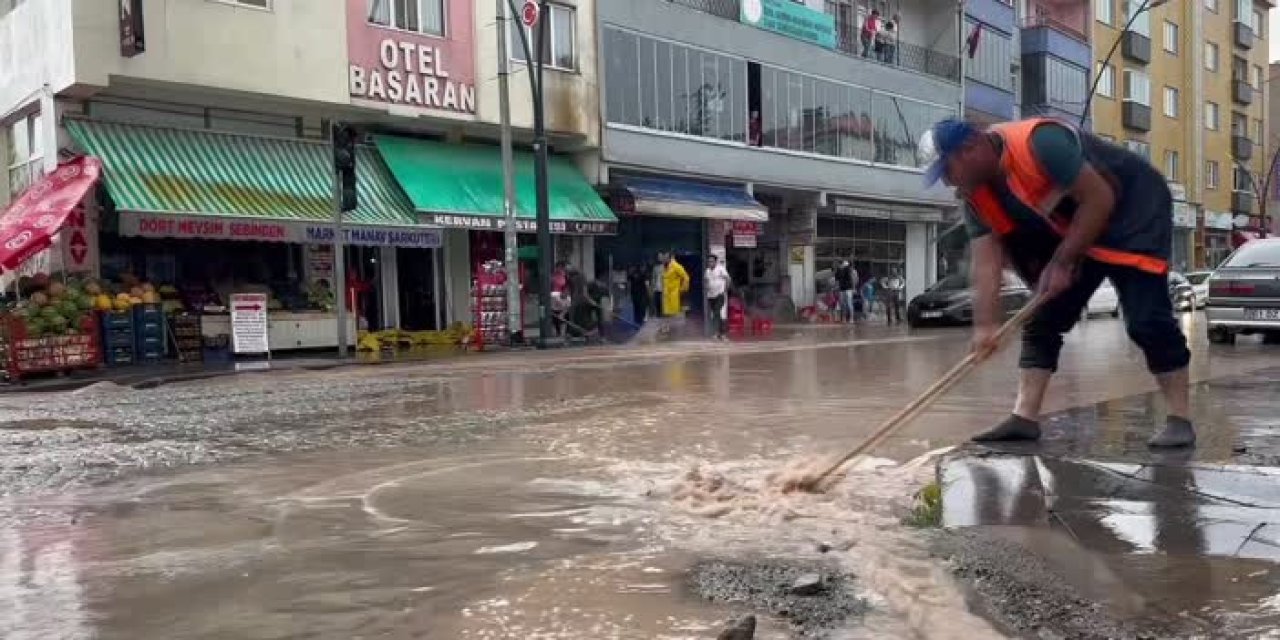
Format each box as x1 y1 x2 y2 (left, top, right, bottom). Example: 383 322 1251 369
966 22 983 59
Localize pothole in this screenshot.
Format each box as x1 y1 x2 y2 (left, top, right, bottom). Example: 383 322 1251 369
687 558 867 638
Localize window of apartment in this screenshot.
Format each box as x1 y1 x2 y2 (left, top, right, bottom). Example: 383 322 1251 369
1025 54 1088 112
1205 0 1219 11
5 112 43 198
1253 10 1264 36
603 28 747 143
1125 139 1151 160
510 3 577 71
1231 111 1248 136
1204 42 1219 72
1123 69 1151 105
1123 0 1152 36
368 0 445 36
1251 64 1263 89
1096 0 1113 24
1163 86 1179 117
1163 150 1180 180
1162 21 1178 53
1234 166 1254 193
1205 101 1220 129
1096 63 1116 98
1207 160 1220 189
1232 56 1248 83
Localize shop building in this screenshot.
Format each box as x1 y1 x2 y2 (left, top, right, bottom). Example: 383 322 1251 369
1 0 613 351
595 0 962 317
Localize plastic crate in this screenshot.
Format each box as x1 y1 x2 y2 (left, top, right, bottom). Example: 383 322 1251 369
133 303 163 322
103 327 134 348
4 314 103 380
104 345 135 366
99 311 134 330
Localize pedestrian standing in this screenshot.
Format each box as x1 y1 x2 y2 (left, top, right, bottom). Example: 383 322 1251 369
628 265 649 325
881 268 904 324
705 254 731 340
834 260 858 323
651 260 665 317
878 15 898 63
860 10 881 57
659 250 690 321
862 277 878 319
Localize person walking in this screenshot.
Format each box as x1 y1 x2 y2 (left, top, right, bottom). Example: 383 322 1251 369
860 9 881 57
881 268 904 324
659 250 690 322
834 260 858 323
705 254 731 340
921 116 1193 447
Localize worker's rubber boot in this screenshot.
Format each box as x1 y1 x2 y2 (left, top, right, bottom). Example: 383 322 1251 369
971 415 1042 442
1148 416 1196 448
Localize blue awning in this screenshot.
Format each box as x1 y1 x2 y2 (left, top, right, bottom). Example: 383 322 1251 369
616 177 768 223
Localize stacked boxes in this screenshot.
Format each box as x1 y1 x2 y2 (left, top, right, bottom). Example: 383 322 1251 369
100 311 135 366
133 304 165 363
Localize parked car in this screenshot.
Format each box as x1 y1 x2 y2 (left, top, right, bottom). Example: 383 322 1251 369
1085 278 1120 317
1168 272 1196 312
1185 271 1211 309
1205 238 1280 345
907 271 1031 327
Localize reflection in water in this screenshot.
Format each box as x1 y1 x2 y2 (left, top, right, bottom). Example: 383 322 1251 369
0 513 90 640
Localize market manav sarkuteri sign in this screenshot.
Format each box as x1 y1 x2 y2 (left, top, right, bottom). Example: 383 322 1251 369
119 212 442 248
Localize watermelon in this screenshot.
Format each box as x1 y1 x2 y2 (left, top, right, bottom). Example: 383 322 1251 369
59 300 78 317
25 318 45 337
46 315 68 333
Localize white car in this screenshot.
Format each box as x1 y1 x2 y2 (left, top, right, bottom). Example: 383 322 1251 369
1086 279 1120 317
1186 271 1211 309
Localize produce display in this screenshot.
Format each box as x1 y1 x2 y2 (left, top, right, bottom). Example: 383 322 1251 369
9 278 98 338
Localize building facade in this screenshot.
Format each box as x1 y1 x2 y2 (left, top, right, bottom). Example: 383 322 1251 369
595 0 962 315
1090 0 1272 270
1 0 613 340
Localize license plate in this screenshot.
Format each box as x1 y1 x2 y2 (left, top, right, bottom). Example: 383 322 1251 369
1244 308 1280 321
921 311 944 319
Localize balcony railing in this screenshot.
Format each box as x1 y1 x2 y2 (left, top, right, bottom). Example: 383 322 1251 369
666 0 739 20
664 0 960 83
1022 12 1088 42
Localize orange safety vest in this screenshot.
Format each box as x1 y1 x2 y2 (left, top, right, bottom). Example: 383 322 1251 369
966 118 1168 275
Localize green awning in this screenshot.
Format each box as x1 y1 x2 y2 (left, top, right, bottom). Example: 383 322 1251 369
373 135 617 235
65 120 438 247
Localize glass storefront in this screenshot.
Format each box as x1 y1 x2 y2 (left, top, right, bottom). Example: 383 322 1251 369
815 215 907 280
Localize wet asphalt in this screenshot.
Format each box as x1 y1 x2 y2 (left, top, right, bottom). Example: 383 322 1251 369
2 313 1280 638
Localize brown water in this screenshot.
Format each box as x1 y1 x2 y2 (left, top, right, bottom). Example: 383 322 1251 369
3 316 1279 639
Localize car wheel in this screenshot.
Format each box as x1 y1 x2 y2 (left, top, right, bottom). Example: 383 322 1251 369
1208 327 1236 345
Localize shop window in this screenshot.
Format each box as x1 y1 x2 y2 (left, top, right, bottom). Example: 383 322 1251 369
510 3 577 71
368 0 444 36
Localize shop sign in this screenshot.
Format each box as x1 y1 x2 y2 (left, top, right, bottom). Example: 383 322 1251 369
426 213 617 235
731 234 758 248
740 0 836 49
1171 202 1194 229
732 221 763 235
119 0 145 58
1204 211 1234 230
230 293 269 356
119 212 442 248
346 0 476 116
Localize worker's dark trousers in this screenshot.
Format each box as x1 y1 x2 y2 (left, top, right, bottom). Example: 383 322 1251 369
1020 259 1191 375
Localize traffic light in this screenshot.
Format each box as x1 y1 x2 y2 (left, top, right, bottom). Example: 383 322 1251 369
332 123 358 212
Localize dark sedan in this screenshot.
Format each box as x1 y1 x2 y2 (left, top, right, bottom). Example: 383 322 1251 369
1205 238 1280 345
907 271 1032 328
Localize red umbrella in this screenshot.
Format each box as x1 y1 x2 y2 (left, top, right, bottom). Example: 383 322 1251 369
0 156 101 272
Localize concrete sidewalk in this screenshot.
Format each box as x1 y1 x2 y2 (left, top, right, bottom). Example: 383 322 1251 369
933 368 1280 638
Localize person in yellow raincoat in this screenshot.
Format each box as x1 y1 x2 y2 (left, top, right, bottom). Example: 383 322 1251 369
658 250 690 318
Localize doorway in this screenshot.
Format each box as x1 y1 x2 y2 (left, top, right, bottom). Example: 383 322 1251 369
398 248 439 331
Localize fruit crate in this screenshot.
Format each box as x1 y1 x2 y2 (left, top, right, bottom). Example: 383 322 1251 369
169 313 203 363
3 314 102 381
99 310 134 330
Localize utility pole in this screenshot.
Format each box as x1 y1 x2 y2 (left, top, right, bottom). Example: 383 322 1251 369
532 0 553 347
497 0 522 345
331 122 358 358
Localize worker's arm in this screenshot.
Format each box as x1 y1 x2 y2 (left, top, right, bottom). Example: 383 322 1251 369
1029 124 1114 298
970 234 1005 333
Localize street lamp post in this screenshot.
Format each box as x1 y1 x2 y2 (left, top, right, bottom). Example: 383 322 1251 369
1079 0 1168 127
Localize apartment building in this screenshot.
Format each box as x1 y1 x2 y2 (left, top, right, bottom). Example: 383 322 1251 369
1 0 611 337
596 0 962 310
1090 0 1272 270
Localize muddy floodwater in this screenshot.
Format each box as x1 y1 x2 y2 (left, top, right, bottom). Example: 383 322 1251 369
2 316 1278 639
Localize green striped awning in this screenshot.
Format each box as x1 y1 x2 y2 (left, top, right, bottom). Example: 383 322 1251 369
373 135 617 235
64 119 419 229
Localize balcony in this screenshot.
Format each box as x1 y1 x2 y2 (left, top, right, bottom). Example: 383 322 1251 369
1232 190 1255 215
1122 101 1152 132
666 0 738 19
1233 21 1255 50
1233 80 1255 105
1121 31 1152 64
832 32 960 83
1022 6 1087 42
1020 0 1090 67
1233 134 1254 161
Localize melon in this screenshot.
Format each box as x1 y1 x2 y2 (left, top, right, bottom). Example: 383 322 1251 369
30 292 49 307
84 282 102 296
48 282 66 298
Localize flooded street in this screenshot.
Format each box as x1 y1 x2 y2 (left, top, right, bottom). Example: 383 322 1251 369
2 315 1278 639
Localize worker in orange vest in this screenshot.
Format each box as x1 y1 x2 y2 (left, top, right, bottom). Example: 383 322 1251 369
922 117 1193 448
